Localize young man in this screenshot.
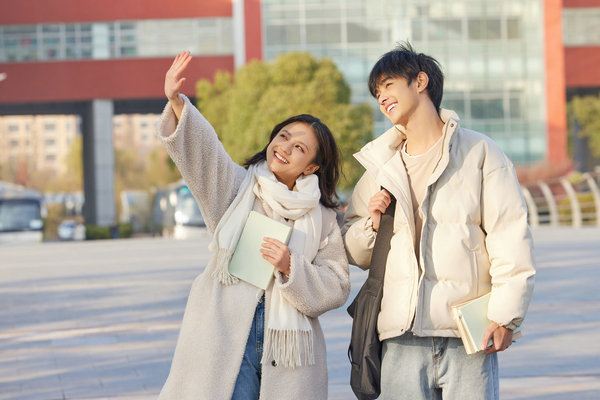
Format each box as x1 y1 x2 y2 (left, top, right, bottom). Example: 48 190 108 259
342 43 535 399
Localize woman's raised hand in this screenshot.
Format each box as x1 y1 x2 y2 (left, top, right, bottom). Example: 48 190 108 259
165 51 192 100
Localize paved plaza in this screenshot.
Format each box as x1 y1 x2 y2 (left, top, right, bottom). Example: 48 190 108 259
1 227 599 399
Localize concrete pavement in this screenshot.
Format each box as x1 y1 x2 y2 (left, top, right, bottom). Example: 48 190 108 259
1 227 599 399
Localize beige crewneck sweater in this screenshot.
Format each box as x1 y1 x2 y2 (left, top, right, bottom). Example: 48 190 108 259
400 135 443 262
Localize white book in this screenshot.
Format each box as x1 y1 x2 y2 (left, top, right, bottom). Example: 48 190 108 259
451 292 522 355
228 211 292 290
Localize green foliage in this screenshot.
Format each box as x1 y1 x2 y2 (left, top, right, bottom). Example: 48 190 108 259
85 224 112 240
146 147 181 187
557 193 597 225
118 223 134 238
568 93 600 157
195 52 373 188
43 203 64 241
84 223 133 240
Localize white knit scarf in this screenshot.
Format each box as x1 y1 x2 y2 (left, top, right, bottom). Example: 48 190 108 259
210 161 322 368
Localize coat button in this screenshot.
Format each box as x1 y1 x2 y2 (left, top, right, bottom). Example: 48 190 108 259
271 360 277 367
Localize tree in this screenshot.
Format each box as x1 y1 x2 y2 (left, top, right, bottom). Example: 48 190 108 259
568 93 600 157
145 146 181 187
195 52 373 189
14 158 30 186
52 135 84 192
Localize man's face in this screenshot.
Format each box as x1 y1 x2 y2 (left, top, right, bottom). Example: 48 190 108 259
375 75 419 126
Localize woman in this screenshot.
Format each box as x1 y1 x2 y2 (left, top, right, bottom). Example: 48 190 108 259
157 52 350 399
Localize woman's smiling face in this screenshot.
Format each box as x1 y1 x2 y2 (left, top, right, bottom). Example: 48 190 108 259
266 121 320 190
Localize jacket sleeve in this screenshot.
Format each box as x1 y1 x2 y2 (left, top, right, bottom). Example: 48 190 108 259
274 210 350 319
156 95 246 233
481 156 536 328
341 172 378 269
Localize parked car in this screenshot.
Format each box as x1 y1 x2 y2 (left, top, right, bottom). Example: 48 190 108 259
57 219 86 241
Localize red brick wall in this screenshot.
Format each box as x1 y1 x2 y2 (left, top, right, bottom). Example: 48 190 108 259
0 0 231 25
0 57 234 103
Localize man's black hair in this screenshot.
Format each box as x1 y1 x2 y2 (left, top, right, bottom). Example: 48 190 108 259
368 42 444 112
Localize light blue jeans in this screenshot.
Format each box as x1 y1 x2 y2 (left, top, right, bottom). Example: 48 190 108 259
231 297 264 400
380 332 499 400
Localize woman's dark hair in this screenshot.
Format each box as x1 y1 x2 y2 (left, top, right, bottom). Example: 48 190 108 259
244 114 341 209
368 41 444 112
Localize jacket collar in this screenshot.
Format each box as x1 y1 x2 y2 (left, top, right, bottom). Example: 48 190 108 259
428 109 460 185
354 108 460 193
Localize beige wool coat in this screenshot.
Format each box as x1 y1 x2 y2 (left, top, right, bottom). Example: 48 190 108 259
156 96 350 400
343 109 535 341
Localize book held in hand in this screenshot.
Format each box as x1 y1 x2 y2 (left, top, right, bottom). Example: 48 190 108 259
228 211 292 290
451 292 522 355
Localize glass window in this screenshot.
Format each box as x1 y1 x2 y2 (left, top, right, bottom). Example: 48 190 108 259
486 19 501 40
507 17 521 39
429 19 462 41
45 138 56 147
266 24 301 45
44 123 56 131
509 121 527 133
563 8 600 46
471 98 504 119
468 18 501 40
306 23 342 44
468 19 484 40
347 22 381 43
441 98 465 116
42 25 61 33
509 97 522 118
411 19 423 41
1 18 234 62
306 6 342 19
0 199 42 232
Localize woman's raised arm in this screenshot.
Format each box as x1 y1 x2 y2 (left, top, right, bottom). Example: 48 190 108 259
164 51 192 120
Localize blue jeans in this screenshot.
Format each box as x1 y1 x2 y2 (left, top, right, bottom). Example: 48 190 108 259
232 297 264 400
380 332 499 400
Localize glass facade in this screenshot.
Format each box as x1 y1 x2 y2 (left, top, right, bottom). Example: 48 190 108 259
0 18 233 62
262 0 546 164
563 8 600 46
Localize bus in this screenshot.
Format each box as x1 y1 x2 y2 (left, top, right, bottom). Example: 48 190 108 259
151 180 206 239
0 181 46 244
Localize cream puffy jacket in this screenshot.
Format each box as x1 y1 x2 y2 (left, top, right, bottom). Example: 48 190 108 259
343 110 535 340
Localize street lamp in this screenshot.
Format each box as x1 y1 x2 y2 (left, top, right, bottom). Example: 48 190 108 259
0 72 7 82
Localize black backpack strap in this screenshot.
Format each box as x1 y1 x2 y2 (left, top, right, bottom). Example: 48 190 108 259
368 188 396 282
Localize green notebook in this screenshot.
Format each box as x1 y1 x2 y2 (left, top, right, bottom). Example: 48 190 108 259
228 211 293 290
451 292 522 354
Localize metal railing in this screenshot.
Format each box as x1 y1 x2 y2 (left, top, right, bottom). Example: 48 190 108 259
521 171 600 228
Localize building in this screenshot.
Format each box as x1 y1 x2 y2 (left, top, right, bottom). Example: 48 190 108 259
0 114 80 177
0 0 597 220
113 114 162 156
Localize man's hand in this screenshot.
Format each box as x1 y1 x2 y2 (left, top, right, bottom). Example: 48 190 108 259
368 189 391 232
482 322 513 354
164 51 192 119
